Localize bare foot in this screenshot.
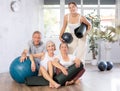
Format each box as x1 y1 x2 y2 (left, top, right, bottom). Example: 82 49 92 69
49 83 55 88
65 81 69 86
50 82 60 89
75 79 80 84
65 80 74 86
54 83 61 88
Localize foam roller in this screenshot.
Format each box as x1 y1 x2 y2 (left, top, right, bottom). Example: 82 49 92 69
25 76 49 86
74 17 91 38
54 63 84 86
74 23 87 38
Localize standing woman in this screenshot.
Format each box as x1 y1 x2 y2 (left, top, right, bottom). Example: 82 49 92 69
59 2 91 64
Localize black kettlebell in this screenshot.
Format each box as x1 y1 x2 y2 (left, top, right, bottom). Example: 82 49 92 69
106 61 113 71
98 61 107 71
62 32 73 44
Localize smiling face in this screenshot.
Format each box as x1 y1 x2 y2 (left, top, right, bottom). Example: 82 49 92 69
46 41 56 53
68 2 78 14
32 32 41 46
59 43 69 54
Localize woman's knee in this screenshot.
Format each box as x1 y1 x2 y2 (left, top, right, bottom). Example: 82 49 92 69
47 61 53 67
40 66 46 71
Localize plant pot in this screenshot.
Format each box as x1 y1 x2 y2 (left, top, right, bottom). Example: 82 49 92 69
91 59 98 65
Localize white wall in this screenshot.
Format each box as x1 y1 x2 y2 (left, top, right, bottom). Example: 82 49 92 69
0 0 40 73
86 40 120 63
0 0 120 73
100 41 120 63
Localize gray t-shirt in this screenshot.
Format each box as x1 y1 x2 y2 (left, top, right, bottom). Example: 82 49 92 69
27 40 46 54
27 40 46 70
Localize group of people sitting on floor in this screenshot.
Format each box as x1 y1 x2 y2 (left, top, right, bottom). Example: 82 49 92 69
20 31 85 88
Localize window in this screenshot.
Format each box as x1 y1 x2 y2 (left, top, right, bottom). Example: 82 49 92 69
100 5 115 27
43 0 115 38
83 9 97 16
43 5 60 38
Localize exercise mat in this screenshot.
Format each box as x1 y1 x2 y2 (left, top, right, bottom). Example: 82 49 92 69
54 63 84 86
25 76 49 86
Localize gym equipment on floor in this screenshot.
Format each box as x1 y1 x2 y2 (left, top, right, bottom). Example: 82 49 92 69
9 56 38 83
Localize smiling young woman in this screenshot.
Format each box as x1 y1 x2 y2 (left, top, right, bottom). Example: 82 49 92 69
59 1 91 65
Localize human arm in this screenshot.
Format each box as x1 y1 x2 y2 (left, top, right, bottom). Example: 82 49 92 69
32 52 44 59
52 58 68 76
59 15 68 42
29 54 36 72
74 57 81 68
29 52 44 72
20 49 28 62
80 16 92 33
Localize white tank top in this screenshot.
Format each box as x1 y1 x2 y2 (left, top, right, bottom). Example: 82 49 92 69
68 14 81 34
57 54 75 68
40 52 55 70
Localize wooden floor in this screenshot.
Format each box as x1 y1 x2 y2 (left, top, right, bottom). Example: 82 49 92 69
0 63 120 91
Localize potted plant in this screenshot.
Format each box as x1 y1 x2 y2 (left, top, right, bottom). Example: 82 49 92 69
86 11 120 65
86 12 101 65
